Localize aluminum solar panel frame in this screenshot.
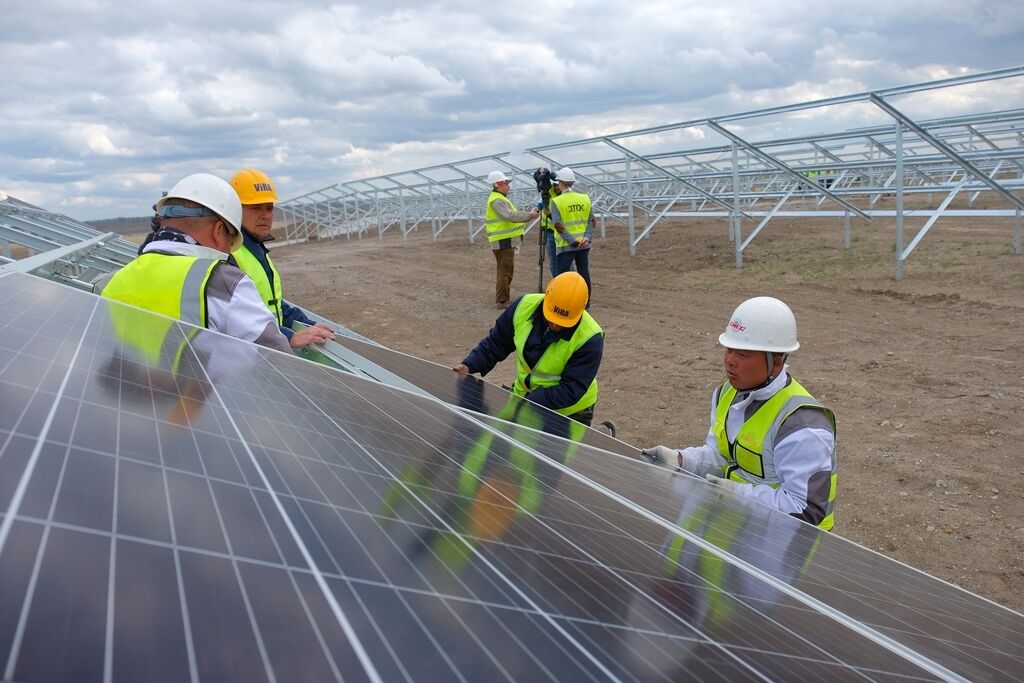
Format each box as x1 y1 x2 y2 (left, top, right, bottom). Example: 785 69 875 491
0 271 1021 683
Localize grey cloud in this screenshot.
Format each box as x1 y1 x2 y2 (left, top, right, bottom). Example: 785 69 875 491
2 0 1021 218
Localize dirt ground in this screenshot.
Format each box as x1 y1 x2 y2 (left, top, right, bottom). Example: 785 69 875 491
268 208 1024 612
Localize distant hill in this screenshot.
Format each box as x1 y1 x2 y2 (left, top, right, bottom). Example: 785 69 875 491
86 216 153 235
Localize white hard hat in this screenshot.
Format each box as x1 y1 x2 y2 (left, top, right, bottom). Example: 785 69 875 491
555 167 576 183
718 296 799 353
157 173 243 251
486 170 509 185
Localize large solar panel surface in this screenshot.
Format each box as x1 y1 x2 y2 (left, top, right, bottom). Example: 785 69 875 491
1 271 1022 682
330 317 1024 680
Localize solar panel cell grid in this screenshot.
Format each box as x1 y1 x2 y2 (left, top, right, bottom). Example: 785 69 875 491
1 272 1022 682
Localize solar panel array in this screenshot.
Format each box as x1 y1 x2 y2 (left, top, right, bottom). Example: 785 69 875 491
1 271 1022 682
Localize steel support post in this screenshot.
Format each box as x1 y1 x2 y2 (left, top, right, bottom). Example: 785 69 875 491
626 158 636 256
466 179 474 244
376 189 384 240
732 143 742 268
400 193 408 241
895 123 906 281
1015 209 1022 255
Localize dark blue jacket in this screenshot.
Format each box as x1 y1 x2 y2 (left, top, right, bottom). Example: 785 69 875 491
229 229 314 341
461 295 604 411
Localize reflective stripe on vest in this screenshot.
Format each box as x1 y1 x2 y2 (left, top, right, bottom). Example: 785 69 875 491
510 294 602 416
233 243 283 325
103 300 195 371
712 378 837 530
101 252 222 328
484 191 525 242
550 191 592 248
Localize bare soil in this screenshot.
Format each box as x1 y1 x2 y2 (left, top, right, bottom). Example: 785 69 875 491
272 211 1024 612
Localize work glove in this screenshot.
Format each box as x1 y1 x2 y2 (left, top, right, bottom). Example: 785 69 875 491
640 445 678 467
705 473 739 492
536 202 545 210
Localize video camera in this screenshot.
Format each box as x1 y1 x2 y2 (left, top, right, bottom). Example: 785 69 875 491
533 167 557 207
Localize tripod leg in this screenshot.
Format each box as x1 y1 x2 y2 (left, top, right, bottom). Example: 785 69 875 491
537 224 545 292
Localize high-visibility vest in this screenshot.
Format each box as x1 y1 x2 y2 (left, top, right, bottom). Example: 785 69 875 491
511 294 602 416
484 191 525 243
550 191 592 248
712 378 837 530
233 242 283 325
101 252 222 329
100 252 222 372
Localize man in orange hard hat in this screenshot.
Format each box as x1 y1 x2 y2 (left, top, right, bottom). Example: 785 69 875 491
230 168 336 349
453 272 604 426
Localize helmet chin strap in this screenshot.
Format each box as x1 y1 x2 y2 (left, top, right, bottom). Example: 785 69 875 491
746 352 787 393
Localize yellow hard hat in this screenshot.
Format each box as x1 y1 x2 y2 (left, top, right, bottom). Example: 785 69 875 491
230 168 278 205
543 272 589 327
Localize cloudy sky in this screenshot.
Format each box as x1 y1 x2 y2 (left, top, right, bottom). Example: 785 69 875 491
2 1 1022 220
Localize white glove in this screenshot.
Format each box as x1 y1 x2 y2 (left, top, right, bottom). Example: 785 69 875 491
705 473 739 492
640 445 677 467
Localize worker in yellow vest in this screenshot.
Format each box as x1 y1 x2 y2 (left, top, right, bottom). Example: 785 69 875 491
549 168 596 305
483 170 540 309
99 173 292 354
453 272 604 426
642 297 837 530
229 168 336 349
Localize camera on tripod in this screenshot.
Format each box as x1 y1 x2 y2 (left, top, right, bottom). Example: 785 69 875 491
533 167 557 207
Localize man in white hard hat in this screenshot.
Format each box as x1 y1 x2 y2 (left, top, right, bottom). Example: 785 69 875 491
99 173 292 354
549 167 596 306
483 170 540 309
642 297 837 530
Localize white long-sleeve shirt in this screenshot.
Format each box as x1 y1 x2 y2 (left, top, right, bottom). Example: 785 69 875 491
682 369 835 524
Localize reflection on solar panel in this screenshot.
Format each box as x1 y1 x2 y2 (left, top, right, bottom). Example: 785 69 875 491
328 334 637 458
2 271 1022 682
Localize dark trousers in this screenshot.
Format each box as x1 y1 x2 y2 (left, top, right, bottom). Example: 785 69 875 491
545 231 558 277
555 248 592 306
568 405 595 427
493 247 515 305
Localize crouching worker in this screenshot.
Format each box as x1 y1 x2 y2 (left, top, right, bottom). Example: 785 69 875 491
642 297 837 530
453 272 604 426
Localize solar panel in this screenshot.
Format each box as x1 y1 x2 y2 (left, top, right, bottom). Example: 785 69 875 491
327 333 637 458
1 271 1022 682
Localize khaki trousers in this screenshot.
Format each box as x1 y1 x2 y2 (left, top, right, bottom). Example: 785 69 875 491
493 248 515 305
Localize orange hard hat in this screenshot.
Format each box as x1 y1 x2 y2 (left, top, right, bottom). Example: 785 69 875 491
230 168 278 205
543 272 589 327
